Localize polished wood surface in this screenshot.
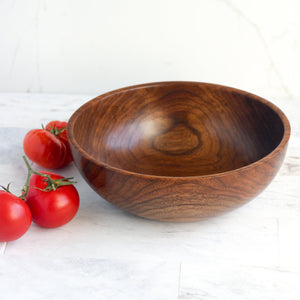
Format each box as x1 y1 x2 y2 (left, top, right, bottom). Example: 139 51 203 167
68 82 290 221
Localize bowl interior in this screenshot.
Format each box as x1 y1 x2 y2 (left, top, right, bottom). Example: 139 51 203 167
71 82 285 176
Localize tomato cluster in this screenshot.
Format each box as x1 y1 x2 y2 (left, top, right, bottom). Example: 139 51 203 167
0 121 80 243
23 121 73 169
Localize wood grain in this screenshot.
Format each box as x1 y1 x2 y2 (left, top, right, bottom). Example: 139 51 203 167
68 82 290 221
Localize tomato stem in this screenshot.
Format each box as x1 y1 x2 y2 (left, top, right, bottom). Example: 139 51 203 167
0 183 12 194
20 156 76 200
46 124 67 136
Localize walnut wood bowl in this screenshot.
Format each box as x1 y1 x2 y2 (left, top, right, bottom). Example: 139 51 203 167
68 82 290 222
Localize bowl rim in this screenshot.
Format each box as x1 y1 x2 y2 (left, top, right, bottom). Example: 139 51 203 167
68 81 291 179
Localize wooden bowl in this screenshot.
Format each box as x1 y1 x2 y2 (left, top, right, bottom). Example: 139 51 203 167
68 82 290 221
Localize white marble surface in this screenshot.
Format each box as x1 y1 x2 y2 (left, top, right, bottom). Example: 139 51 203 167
179 262 300 300
0 93 299 299
0 257 179 300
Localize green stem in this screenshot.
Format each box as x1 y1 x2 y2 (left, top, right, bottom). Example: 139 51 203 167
46 124 67 136
0 183 12 194
20 156 76 200
20 156 48 199
54 126 67 135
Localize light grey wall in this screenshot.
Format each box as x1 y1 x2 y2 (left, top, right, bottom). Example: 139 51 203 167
0 0 299 99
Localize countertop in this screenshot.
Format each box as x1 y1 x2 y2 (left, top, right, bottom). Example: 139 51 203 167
0 93 299 300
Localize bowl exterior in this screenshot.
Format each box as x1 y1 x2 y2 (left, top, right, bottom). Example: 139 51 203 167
70 142 288 222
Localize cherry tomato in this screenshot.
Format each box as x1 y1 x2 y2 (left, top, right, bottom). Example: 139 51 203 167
45 121 73 166
25 171 80 228
23 120 73 169
0 191 32 242
23 129 66 169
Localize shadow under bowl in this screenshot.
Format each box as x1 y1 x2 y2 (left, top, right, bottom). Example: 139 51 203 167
68 81 290 221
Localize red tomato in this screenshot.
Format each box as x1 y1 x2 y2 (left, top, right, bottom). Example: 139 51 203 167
0 191 32 242
23 129 67 169
45 121 73 166
25 172 80 228
23 120 73 169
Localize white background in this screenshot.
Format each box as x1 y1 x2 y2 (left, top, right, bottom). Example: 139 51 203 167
1 1 300 299
0 0 300 98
